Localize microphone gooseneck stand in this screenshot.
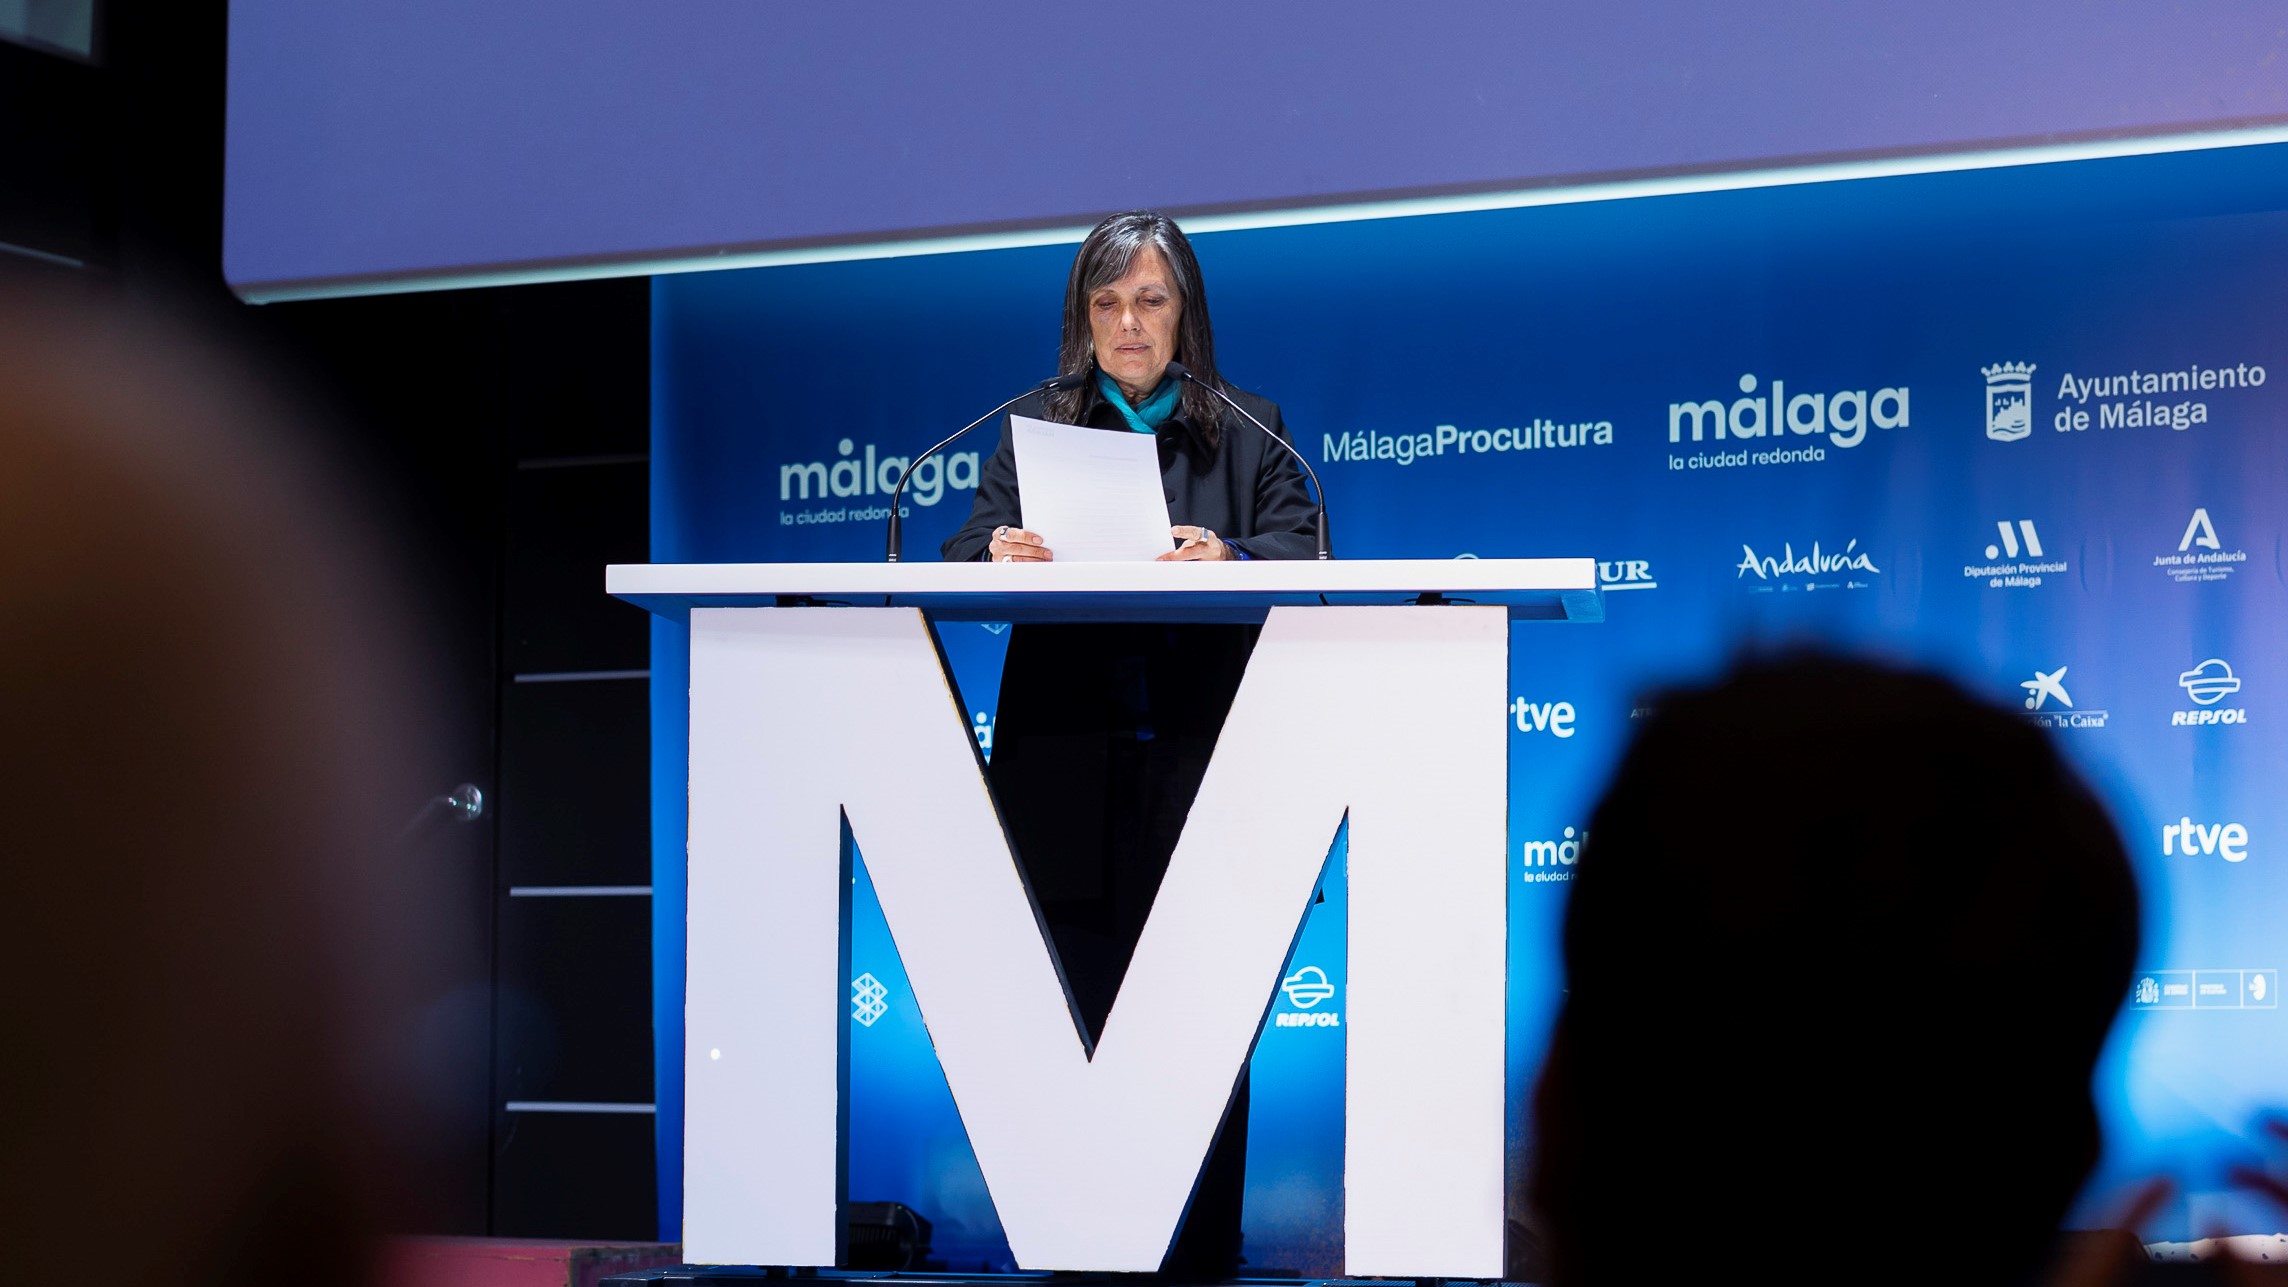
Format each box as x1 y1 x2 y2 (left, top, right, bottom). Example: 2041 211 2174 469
1163 361 1331 560
883 371 1090 562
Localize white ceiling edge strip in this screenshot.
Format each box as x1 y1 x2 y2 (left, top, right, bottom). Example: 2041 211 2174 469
237 121 2288 304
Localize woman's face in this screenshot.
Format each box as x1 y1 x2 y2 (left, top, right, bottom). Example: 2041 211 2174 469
1088 246 1181 395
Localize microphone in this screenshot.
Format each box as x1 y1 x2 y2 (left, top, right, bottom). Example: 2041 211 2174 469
1163 361 1330 560
886 371 1088 562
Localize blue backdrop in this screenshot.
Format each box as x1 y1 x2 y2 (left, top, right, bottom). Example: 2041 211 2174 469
652 141 2288 1259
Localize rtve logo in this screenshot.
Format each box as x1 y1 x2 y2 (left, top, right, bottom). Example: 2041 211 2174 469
1510 697 1576 738
2163 818 2249 863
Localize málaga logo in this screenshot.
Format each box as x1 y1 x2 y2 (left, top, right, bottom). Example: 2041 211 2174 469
778 438 982 527
1735 538 1880 592
1521 827 1586 884
1667 373 1908 473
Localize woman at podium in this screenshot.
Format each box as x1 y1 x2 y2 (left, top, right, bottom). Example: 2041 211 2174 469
941 211 1312 1275
941 209 1319 563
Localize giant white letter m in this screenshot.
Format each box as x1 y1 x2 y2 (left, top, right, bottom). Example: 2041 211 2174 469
685 606 1506 1275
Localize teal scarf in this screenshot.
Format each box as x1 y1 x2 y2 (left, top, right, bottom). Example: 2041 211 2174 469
1097 369 1180 433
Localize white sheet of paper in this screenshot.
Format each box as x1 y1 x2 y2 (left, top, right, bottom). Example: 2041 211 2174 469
1011 415 1174 562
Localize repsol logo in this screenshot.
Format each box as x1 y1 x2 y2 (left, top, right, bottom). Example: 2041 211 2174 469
1274 1011 1342 1028
2173 709 2247 726
780 438 982 506
1669 375 1909 449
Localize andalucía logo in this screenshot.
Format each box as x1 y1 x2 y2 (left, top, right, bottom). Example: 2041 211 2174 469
1965 518 2068 589
2156 507 2246 584
1667 372 1908 473
1983 363 2036 442
1736 538 1880 592
2173 659 2247 727
2020 666 2109 730
1275 965 1341 1028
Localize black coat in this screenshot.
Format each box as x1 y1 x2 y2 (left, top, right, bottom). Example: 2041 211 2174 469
950 376 1294 1270
940 379 1322 561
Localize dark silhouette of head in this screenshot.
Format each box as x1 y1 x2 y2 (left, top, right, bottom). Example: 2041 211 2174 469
1528 653 2139 1287
0 281 454 1286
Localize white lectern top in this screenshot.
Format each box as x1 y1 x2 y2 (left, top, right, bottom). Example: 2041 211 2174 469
609 557 1600 623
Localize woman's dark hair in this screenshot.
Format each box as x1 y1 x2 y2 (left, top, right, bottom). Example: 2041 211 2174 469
1048 210 1229 447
